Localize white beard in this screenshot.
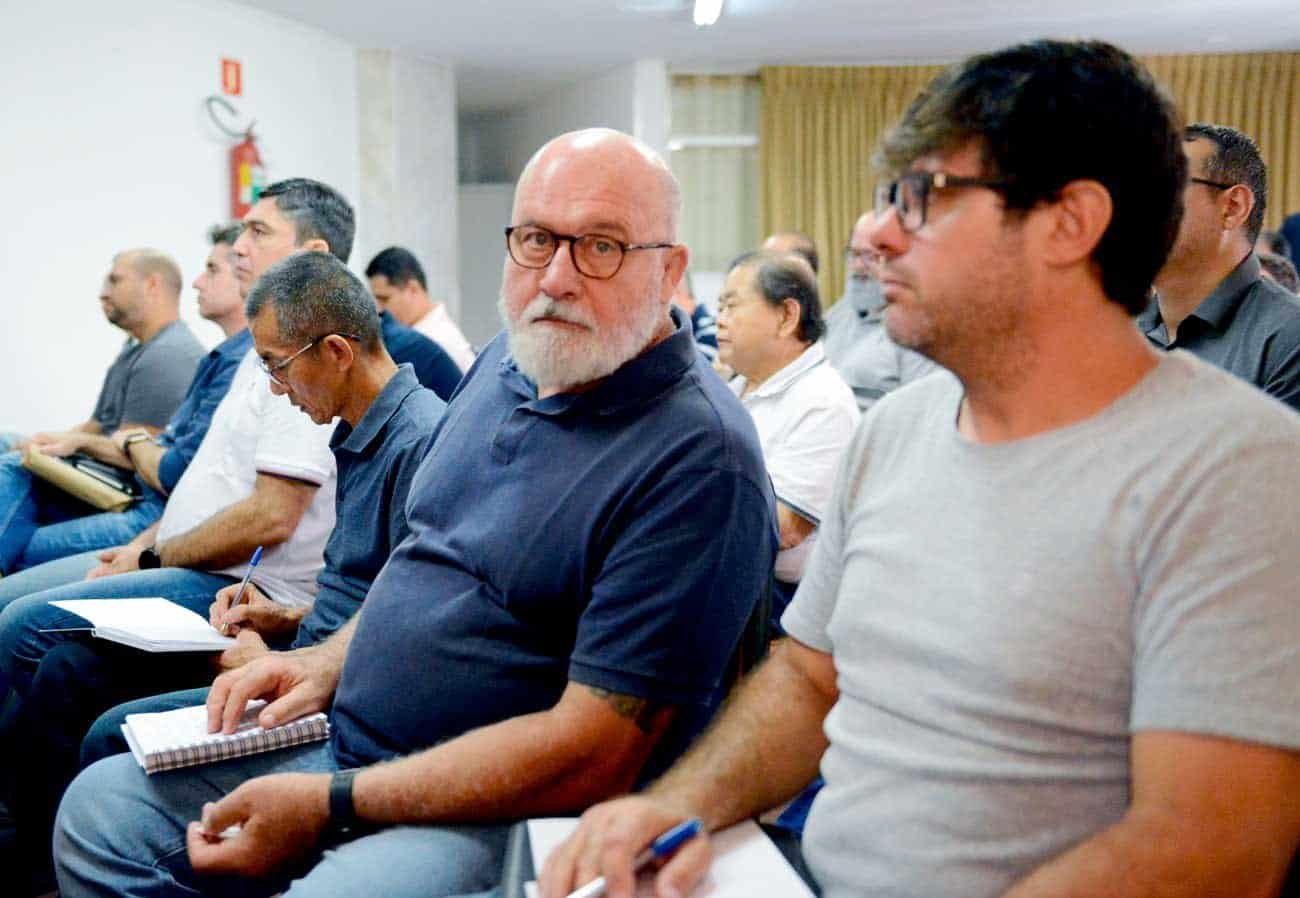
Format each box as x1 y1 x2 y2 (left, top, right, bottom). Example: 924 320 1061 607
499 289 666 392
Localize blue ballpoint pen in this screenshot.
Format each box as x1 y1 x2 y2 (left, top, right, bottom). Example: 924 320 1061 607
222 545 264 635
563 817 704 898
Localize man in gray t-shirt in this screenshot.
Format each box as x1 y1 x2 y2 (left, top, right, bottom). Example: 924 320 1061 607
542 40 1300 898
5 249 203 449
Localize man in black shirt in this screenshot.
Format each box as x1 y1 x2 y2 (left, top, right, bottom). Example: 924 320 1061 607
1143 123 1300 411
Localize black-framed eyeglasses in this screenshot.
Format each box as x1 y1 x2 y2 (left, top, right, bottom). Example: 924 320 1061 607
258 333 360 387
1189 177 1236 191
844 247 880 266
504 225 675 280
874 171 1013 233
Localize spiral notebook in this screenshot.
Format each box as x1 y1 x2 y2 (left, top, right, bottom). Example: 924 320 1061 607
121 700 330 775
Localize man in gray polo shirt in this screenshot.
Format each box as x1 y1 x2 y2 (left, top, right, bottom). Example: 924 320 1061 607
822 211 937 410
544 40 1300 898
4 249 204 448
0 250 204 573
1144 123 1300 411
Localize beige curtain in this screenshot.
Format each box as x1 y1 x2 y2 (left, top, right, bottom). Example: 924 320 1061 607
1143 53 1300 235
761 54 1300 307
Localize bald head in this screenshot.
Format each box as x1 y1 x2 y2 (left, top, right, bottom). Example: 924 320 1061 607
762 231 819 274
119 248 183 302
516 128 681 241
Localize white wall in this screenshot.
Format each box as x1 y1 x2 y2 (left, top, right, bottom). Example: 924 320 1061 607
460 60 668 186
455 60 669 341
0 0 359 433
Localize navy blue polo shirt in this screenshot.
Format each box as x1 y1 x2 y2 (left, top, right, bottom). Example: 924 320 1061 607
330 309 778 780
1140 254 1300 411
151 329 252 494
293 365 443 648
380 311 463 402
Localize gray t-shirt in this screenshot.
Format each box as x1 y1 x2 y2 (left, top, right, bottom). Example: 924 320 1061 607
783 351 1300 898
91 320 205 431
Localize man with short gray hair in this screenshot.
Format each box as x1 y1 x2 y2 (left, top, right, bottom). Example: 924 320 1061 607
0 252 444 898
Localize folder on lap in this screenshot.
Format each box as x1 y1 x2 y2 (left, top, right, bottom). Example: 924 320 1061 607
21 446 139 512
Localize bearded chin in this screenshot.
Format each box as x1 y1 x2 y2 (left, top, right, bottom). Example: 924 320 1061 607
499 291 667 392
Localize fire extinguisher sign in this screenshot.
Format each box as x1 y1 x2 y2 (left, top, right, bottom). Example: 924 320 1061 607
221 58 242 97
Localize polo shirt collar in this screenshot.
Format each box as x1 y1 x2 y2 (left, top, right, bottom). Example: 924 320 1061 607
332 364 424 454
1141 253 1260 338
742 341 827 400
1190 253 1260 331
497 307 696 417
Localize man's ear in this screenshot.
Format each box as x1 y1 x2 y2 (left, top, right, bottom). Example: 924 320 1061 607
1221 184 1255 235
661 244 690 303
299 237 331 256
320 333 357 371
1038 179 1113 268
778 298 802 339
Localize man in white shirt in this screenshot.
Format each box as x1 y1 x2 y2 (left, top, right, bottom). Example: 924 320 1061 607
717 250 857 609
366 246 476 372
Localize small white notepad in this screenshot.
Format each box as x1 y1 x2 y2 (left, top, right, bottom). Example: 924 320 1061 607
524 817 814 898
49 597 235 652
122 700 330 774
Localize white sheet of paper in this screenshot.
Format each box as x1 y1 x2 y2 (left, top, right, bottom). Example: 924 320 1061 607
524 817 814 898
50 597 234 650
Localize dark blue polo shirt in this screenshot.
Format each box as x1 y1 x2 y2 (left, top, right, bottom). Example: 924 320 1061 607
380 311 463 402
330 309 778 780
151 329 252 494
293 364 444 649
1140 254 1300 411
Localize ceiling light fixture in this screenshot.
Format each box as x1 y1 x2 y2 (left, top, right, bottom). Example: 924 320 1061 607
693 0 723 27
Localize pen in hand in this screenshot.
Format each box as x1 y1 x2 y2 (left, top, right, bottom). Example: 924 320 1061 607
564 817 704 898
222 545 264 636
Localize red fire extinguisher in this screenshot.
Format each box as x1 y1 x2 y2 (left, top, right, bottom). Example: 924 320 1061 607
230 129 265 220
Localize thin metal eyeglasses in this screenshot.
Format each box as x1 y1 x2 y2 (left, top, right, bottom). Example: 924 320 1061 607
504 225 675 280
258 333 360 387
874 171 1013 233
1189 177 1236 191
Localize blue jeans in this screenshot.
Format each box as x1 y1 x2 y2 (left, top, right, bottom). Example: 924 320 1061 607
0 549 102 607
0 565 235 698
83 686 213 768
0 450 164 573
56 745 510 898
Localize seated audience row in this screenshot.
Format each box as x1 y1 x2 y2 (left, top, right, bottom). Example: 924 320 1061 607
0 37 1296 898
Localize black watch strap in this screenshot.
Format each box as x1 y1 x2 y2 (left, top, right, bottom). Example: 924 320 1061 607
328 768 361 835
138 546 162 569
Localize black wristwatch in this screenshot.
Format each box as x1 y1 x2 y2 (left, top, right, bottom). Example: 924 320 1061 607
328 768 361 836
138 546 162 569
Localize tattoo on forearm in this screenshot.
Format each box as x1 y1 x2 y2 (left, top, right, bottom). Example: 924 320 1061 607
588 686 661 733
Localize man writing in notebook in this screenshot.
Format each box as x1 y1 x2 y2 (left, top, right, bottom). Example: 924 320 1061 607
54 128 777 898
0 251 445 898
543 41 1300 898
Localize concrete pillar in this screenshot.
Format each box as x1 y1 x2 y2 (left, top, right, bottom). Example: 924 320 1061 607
356 49 461 318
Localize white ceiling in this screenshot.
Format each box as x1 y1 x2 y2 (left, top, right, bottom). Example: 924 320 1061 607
235 0 1300 111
